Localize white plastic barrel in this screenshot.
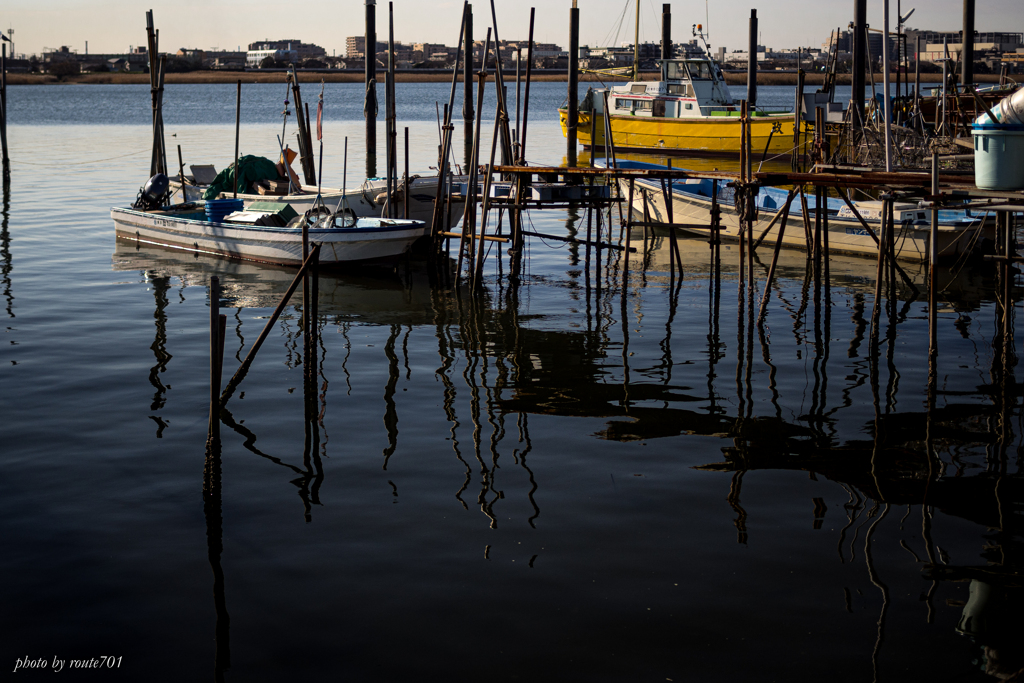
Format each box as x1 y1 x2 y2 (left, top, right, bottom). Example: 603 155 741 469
973 124 1024 191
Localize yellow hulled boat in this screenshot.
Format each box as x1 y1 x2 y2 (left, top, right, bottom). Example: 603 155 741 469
559 56 813 158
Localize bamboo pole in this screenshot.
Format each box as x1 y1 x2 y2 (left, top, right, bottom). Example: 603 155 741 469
518 9 535 163
792 69 804 171
664 159 682 268
290 67 315 186
403 127 410 219
929 150 938 363
757 192 795 322
233 80 241 198
475 76 506 287
486 0 515 170
220 244 322 405
428 2 467 252
457 29 491 282
624 178 634 290
870 198 889 347
751 190 797 250
177 145 186 204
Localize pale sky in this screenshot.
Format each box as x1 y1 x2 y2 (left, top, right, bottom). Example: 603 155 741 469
3 0 1021 58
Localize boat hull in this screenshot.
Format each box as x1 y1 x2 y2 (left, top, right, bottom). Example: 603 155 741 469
619 177 989 263
560 109 810 157
111 207 428 267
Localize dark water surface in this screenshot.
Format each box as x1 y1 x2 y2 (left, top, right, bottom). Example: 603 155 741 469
1 82 1022 681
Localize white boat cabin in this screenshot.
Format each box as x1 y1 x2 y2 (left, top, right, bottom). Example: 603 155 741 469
596 58 736 119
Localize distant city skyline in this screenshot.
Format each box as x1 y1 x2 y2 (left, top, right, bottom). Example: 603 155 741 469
5 0 1022 58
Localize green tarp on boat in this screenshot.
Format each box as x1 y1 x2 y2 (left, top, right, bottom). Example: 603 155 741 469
202 155 281 200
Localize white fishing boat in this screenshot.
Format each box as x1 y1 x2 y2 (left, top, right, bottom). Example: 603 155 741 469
172 173 465 232
112 184 429 267
606 160 993 263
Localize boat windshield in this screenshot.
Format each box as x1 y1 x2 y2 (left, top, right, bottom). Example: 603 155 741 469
664 61 688 81
685 61 714 81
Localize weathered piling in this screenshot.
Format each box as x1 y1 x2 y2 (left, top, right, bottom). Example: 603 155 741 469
0 44 8 177
661 4 672 60
566 0 579 167
961 0 975 88
387 2 398 217
851 0 867 127
365 0 378 179
208 276 225 444
747 9 758 109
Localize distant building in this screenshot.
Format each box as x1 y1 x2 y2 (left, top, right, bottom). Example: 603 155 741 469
346 36 388 59
176 48 205 64
912 30 1023 62
246 47 298 67
247 40 325 62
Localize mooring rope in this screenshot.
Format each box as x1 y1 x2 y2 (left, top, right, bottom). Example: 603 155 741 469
9 148 149 167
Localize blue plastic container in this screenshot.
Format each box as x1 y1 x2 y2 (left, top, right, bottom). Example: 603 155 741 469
973 123 1024 191
204 198 244 223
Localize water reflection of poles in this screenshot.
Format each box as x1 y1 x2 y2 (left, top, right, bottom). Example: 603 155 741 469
204 276 230 680
865 503 890 683
432 288 471 508
147 274 173 415
1 173 11 318
381 324 401 470
727 471 749 545
203 437 230 682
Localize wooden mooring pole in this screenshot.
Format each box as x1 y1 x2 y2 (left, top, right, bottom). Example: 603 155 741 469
0 43 8 178
566 0 579 167
928 150 939 364
208 276 225 445
365 0 378 179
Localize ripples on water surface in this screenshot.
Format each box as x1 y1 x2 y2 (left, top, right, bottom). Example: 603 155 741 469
1 82 1022 681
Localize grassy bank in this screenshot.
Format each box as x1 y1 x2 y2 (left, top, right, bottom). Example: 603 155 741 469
6 70 1007 86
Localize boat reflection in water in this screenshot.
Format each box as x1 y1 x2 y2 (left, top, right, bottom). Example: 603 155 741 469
112 212 1023 679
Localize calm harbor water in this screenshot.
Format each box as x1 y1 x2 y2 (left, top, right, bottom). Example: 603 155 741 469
2 82 1021 681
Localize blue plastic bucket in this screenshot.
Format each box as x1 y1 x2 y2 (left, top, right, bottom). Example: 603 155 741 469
204 198 244 223
973 123 1024 191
